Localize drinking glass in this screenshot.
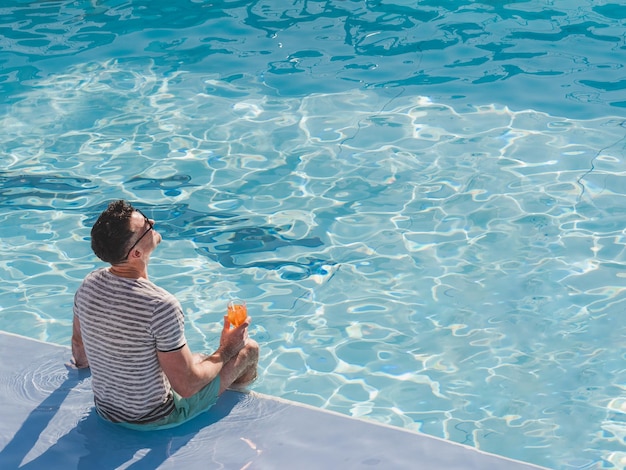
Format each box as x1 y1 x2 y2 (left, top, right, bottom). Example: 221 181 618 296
227 300 247 328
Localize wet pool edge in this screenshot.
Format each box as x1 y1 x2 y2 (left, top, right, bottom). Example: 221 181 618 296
0 331 548 469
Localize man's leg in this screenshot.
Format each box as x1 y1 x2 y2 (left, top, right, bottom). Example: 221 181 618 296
218 339 259 394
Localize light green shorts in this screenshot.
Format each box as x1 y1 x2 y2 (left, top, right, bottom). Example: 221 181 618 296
116 377 221 431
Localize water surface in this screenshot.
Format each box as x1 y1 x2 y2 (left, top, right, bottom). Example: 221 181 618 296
1 1 625 469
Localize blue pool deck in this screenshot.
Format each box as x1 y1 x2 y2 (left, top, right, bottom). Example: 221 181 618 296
0 331 547 470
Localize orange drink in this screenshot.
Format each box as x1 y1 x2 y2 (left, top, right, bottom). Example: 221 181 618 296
227 300 247 328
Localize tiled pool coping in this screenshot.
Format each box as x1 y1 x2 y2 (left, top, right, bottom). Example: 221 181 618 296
0 331 547 469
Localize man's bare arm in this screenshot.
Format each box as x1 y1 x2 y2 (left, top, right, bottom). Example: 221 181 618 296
157 317 248 398
71 315 89 368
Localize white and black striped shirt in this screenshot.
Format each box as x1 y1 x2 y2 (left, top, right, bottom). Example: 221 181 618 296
74 268 186 423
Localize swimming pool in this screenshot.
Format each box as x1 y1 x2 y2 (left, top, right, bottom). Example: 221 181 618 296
1 1 625 468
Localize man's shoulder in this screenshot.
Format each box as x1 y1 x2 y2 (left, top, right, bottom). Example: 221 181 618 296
137 278 171 296
77 268 107 289
137 279 180 307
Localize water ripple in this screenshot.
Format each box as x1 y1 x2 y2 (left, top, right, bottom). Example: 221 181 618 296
1 358 69 405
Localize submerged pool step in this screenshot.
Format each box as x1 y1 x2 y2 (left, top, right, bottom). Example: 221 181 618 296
0 331 546 469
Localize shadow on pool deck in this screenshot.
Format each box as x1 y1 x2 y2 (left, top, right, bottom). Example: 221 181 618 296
0 331 547 469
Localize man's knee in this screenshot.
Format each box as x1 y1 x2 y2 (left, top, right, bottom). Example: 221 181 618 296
241 339 259 364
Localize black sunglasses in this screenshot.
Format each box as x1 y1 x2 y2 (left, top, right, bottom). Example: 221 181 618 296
125 209 154 259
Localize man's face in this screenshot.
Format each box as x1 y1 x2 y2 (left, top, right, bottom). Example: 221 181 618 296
126 209 161 259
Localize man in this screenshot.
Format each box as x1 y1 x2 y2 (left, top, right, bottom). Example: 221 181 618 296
71 200 259 430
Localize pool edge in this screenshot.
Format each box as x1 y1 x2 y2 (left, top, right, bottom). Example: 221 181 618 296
0 330 550 469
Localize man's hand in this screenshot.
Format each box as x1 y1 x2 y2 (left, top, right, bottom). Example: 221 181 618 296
66 357 89 369
218 315 249 361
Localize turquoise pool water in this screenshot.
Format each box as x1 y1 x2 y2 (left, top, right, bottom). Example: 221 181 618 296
1 1 625 468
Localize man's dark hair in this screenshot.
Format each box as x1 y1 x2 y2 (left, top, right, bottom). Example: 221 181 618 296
91 200 135 264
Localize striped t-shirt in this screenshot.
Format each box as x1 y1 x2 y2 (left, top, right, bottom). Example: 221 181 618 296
74 268 186 423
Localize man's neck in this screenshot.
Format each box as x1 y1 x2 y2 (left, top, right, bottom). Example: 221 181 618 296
109 262 148 280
